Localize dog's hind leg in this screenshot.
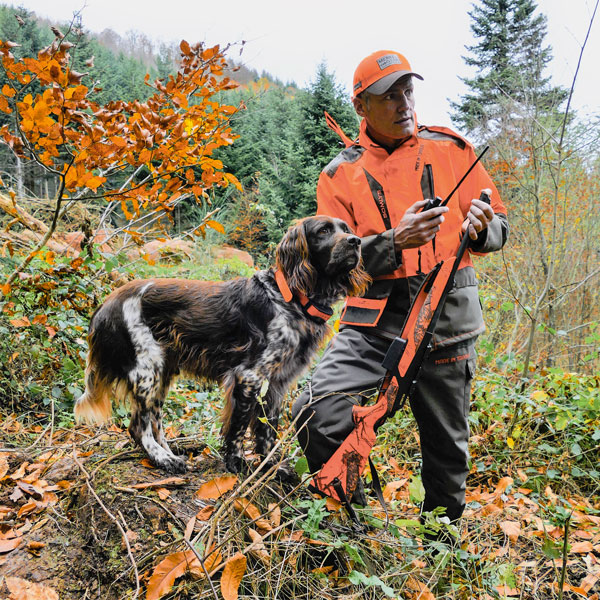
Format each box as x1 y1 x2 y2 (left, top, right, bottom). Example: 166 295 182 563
149 379 175 453
129 384 186 474
123 294 186 474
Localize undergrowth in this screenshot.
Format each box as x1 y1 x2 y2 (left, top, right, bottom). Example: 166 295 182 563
1 247 599 599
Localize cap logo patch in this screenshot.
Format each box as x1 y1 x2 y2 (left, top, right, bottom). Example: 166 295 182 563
376 54 401 70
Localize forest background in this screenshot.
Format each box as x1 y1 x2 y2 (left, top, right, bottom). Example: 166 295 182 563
0 1 599 599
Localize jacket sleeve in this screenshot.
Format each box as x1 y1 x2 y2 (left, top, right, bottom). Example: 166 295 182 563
316 171 400 278
461 146 509 254
470 212 509 253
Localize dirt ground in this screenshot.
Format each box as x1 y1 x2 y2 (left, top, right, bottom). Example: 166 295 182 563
0 427 242 599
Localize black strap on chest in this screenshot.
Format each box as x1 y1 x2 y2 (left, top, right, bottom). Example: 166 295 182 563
362 168 392 230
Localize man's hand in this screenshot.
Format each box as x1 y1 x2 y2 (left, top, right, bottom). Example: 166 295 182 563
394 199 449 253
462 188 495 240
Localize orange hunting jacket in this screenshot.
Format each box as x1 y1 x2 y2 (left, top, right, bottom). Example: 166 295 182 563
318 117 508 348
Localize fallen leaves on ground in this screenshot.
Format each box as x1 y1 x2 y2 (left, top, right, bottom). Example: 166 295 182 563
195 475 238 500
220 552 247 600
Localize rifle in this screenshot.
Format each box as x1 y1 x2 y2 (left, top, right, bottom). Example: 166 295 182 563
309 151 491 521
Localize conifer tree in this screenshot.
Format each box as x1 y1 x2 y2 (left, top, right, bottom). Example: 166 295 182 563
451 0 567 135
293 62 358 218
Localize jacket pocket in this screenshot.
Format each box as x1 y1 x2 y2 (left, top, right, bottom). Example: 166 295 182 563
340 297 387 327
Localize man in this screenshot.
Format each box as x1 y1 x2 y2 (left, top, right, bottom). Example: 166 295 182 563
292 50 508 527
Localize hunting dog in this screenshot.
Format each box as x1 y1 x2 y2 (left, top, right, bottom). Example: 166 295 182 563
74 216 370 474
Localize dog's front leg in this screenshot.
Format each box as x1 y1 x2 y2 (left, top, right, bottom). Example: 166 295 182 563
222 377 260 474
252 381 284 458
252 381 296 482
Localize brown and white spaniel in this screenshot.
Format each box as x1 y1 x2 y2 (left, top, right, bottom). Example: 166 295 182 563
74 216 370 475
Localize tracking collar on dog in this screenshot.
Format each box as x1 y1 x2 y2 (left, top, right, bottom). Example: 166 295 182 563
274 270 333 323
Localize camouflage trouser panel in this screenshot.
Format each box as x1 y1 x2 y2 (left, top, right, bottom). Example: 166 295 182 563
292 327 476 521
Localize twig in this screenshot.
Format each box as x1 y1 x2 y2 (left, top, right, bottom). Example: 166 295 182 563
73 452 140 600
182 538 219 600
48 396 55 447
557 512 572 600
5 192 66 286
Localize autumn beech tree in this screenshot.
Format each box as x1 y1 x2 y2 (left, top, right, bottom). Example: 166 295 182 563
0 33 241 288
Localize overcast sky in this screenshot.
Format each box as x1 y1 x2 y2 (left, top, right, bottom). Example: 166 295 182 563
6 0 599 129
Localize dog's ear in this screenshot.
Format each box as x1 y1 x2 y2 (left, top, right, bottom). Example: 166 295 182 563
276 219 316 295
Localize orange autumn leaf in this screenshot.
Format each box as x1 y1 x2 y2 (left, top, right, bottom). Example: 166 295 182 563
85 175 105 191
180 40 191 55
499 520 521 543
570 541 594 554
405 576 436 599
233 498 272 532
0 537 22 553
5 577 59 600
9 461 29 480
205 219 225 234
188 545 223 577
494 476 514 495
325 497 342 512
196 505 215 521
0 453 8 479
9 316 30 327
495 585 520 597
195 475 237 500
267 503 281 528
184 516 196 541
220 552 247 600
27 540 46 551
146 550 198 600
156 487 170 500
45 326 58 339
247 528 270 564
480 503 502 517
1 83 15 97
0 94 11 113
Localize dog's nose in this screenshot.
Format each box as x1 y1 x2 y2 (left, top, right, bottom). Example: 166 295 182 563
347 235 361 247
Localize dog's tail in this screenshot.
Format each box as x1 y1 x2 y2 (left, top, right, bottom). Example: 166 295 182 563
74 354 114 425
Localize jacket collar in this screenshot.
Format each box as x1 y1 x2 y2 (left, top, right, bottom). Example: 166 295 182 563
357 117 419 155
274 270 333 323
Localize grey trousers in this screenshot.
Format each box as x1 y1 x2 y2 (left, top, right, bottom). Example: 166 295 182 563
292 327 476 521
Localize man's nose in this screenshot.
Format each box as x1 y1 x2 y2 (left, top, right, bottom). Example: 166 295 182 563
397 94 410 109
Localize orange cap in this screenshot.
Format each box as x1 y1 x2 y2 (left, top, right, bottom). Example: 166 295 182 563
353 50 423 97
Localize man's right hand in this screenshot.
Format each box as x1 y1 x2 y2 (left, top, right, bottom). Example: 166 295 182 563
393 199 449 253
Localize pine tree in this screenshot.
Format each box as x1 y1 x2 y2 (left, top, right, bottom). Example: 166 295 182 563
293 62 358 219
215 64 358 245
451 0 568 135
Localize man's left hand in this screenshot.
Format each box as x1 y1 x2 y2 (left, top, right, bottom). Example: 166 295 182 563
462 189 495 240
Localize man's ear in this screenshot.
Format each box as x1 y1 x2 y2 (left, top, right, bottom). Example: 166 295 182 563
353 95 366 118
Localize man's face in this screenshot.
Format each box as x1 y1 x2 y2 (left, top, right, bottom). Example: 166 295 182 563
353 75 415 147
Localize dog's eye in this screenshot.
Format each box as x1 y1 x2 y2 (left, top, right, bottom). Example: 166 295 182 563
318 225 331 235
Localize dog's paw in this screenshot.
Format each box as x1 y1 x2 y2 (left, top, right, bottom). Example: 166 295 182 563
224 454 244 474
262 460 299 484
157 454 187 474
